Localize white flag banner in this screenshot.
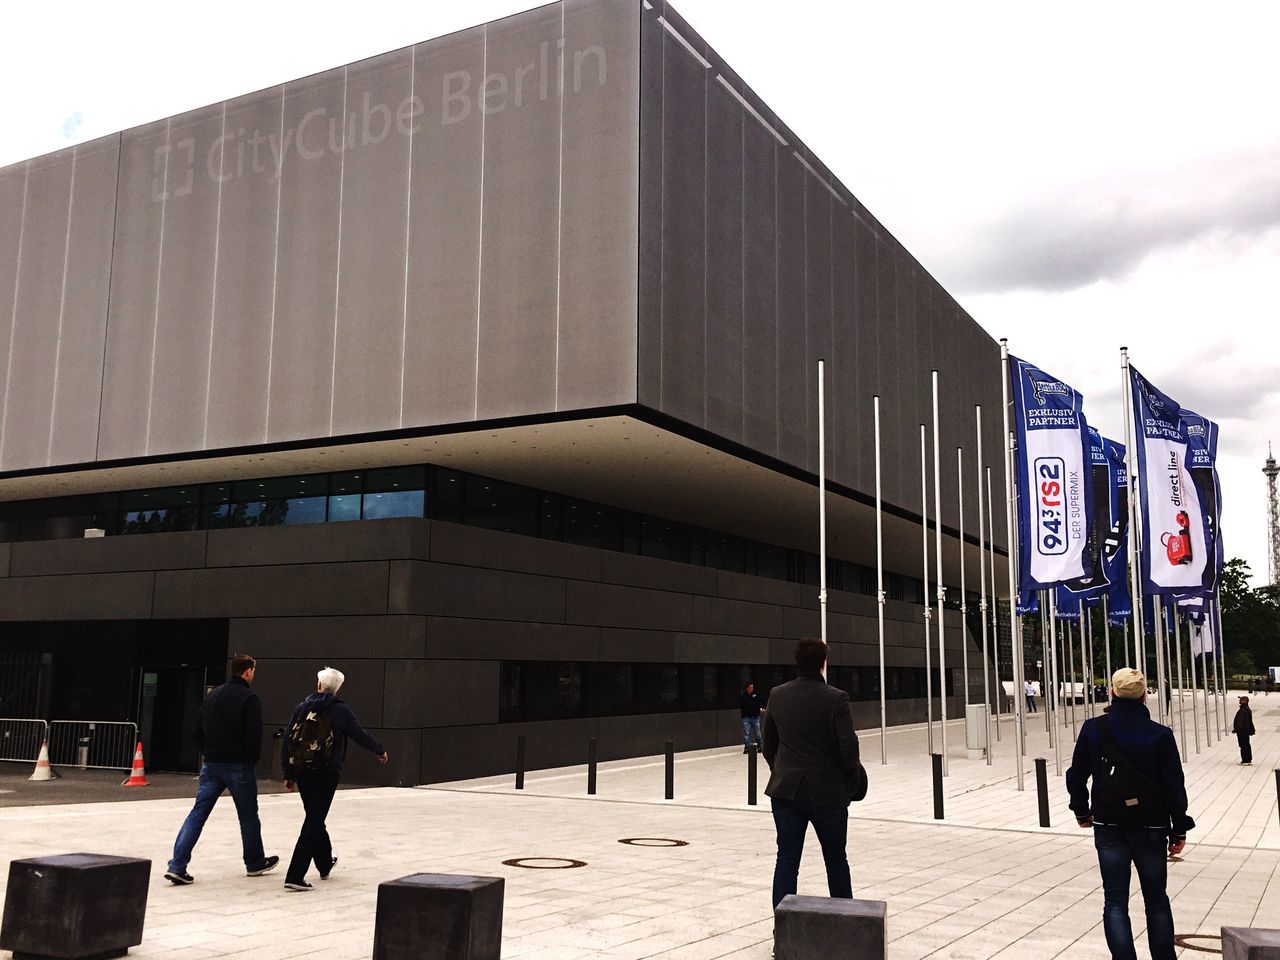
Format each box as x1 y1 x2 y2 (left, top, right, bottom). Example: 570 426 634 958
1011 356 1093 594
1190 616 1214 656
1129 366 1210 594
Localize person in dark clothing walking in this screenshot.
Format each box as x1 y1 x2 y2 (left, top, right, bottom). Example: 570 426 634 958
1232 695 1255 765
281 666 388 891
165 654 279 885
740 682 765 753
762 639 861 910
1066 668 1195 960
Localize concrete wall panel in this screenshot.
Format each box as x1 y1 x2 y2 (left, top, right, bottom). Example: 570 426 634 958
49 136 119 466
331 48 413 436
205 87 285 450
265 66 346 444
98 120 170 460
474 5 563 420
1 150 73 470
147 105 222 456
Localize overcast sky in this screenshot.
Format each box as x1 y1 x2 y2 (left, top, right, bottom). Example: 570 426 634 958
3 0 1277 585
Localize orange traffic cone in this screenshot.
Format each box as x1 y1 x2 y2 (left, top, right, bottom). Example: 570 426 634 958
122 741 149 787
28 740 57 782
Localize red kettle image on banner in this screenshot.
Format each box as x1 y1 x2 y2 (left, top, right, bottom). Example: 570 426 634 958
1161 511 1193 566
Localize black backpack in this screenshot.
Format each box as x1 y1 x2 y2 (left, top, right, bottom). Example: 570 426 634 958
1093 717 1169 827
287 705 335 771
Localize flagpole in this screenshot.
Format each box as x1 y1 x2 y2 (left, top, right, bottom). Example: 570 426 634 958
1103 599 1113 692
976 405 993 765
1120 347 1147 675
818 360 828 648
987 467 1003 742
999 340 1026 791
1067 618 1078 738
1048 590 1062 775
1201 615 1213 746
1042 595 1052 734
921 424 934 756
874 395 887 765
1174 606 1188 755
1083 611 1094 719
1184 607 1200 754
1214 597 1228 736
958 445 970 713
931 372 949 775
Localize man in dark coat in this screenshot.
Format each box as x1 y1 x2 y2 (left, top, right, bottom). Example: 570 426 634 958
281 666 388 891
762 639 861 909
165 654 279 885
1232 695 1255 765
1066 668 1194 960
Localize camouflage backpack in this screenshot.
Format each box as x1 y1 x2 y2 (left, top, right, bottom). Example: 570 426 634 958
287 706 334 771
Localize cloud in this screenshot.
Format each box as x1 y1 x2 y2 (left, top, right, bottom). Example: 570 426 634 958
948 148 1280 294
60 111 83 139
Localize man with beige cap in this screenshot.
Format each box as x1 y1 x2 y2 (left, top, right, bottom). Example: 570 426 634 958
1066 667 1194 960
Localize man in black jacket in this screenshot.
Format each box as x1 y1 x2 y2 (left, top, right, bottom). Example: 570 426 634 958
1232 695 1255 765
762 639 861 909
1066 668 1193 960
164 654 279 885
740 681 765 753
281 666 388 891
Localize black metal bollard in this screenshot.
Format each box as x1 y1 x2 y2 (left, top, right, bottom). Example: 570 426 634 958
587 738 598 796
664 741 674 800
514 736 526 790
747 745 758 806
932 753 944 820
1035 758 1051 828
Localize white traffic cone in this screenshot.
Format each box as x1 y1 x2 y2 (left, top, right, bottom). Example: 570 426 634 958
29 740 57 782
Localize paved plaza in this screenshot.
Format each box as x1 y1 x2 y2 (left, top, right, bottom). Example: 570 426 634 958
1 691 1276 959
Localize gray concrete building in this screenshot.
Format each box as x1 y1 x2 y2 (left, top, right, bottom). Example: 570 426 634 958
0 0 1009 785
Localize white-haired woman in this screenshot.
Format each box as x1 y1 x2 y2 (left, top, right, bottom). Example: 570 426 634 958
281 666 389 891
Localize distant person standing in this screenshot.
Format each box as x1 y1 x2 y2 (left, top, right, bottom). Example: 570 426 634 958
762 639 862 910
740 681 765 753
1066 668 1194 960
1232 695 1255 765
281 667 389 891
1025 680 1037 713
164 654 279 885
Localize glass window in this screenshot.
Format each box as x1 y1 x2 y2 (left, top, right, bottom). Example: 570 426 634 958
704 532 746 573
660 665 680 706
431 468 465 523
463 474 537 535
639 516 691 563
499 662 522 719
363 467 425 521
562 498 623 550
230 475 326 527
536 493 562 541
328 472 363 522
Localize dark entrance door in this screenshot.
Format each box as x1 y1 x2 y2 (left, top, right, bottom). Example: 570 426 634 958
138 667 210 772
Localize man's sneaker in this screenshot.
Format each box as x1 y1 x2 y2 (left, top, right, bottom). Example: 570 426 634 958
319 856 338 880
164 870 194 886
247 855 280 877
284 879 314 892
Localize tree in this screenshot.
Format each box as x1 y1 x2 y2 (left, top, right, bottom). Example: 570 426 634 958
1220 558 1280 677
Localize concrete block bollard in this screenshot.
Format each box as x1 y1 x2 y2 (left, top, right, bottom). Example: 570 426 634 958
774 895 887 960
0 853 150 960
373 873 504 960
1222 927 1280 960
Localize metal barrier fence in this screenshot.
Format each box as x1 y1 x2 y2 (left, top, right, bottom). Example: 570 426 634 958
0 718 49 763
47 721 139 771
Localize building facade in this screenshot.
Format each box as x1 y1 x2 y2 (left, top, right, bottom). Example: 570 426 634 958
0 0 1008 785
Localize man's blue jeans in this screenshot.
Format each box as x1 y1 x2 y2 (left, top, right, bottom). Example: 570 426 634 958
168 762 266 873
1093 825 1175 960
742 716 761 748
770 783 852 909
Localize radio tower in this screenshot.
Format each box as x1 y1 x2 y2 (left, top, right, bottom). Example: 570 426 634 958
1266 442 1280 585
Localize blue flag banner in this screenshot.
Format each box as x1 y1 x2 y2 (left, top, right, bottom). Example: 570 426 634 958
1129 367 1211 594
1011 356 1094 597
1103 436 1133 624
1016 592 1040 617
1179 409 1223 595
1055 586 1081 621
